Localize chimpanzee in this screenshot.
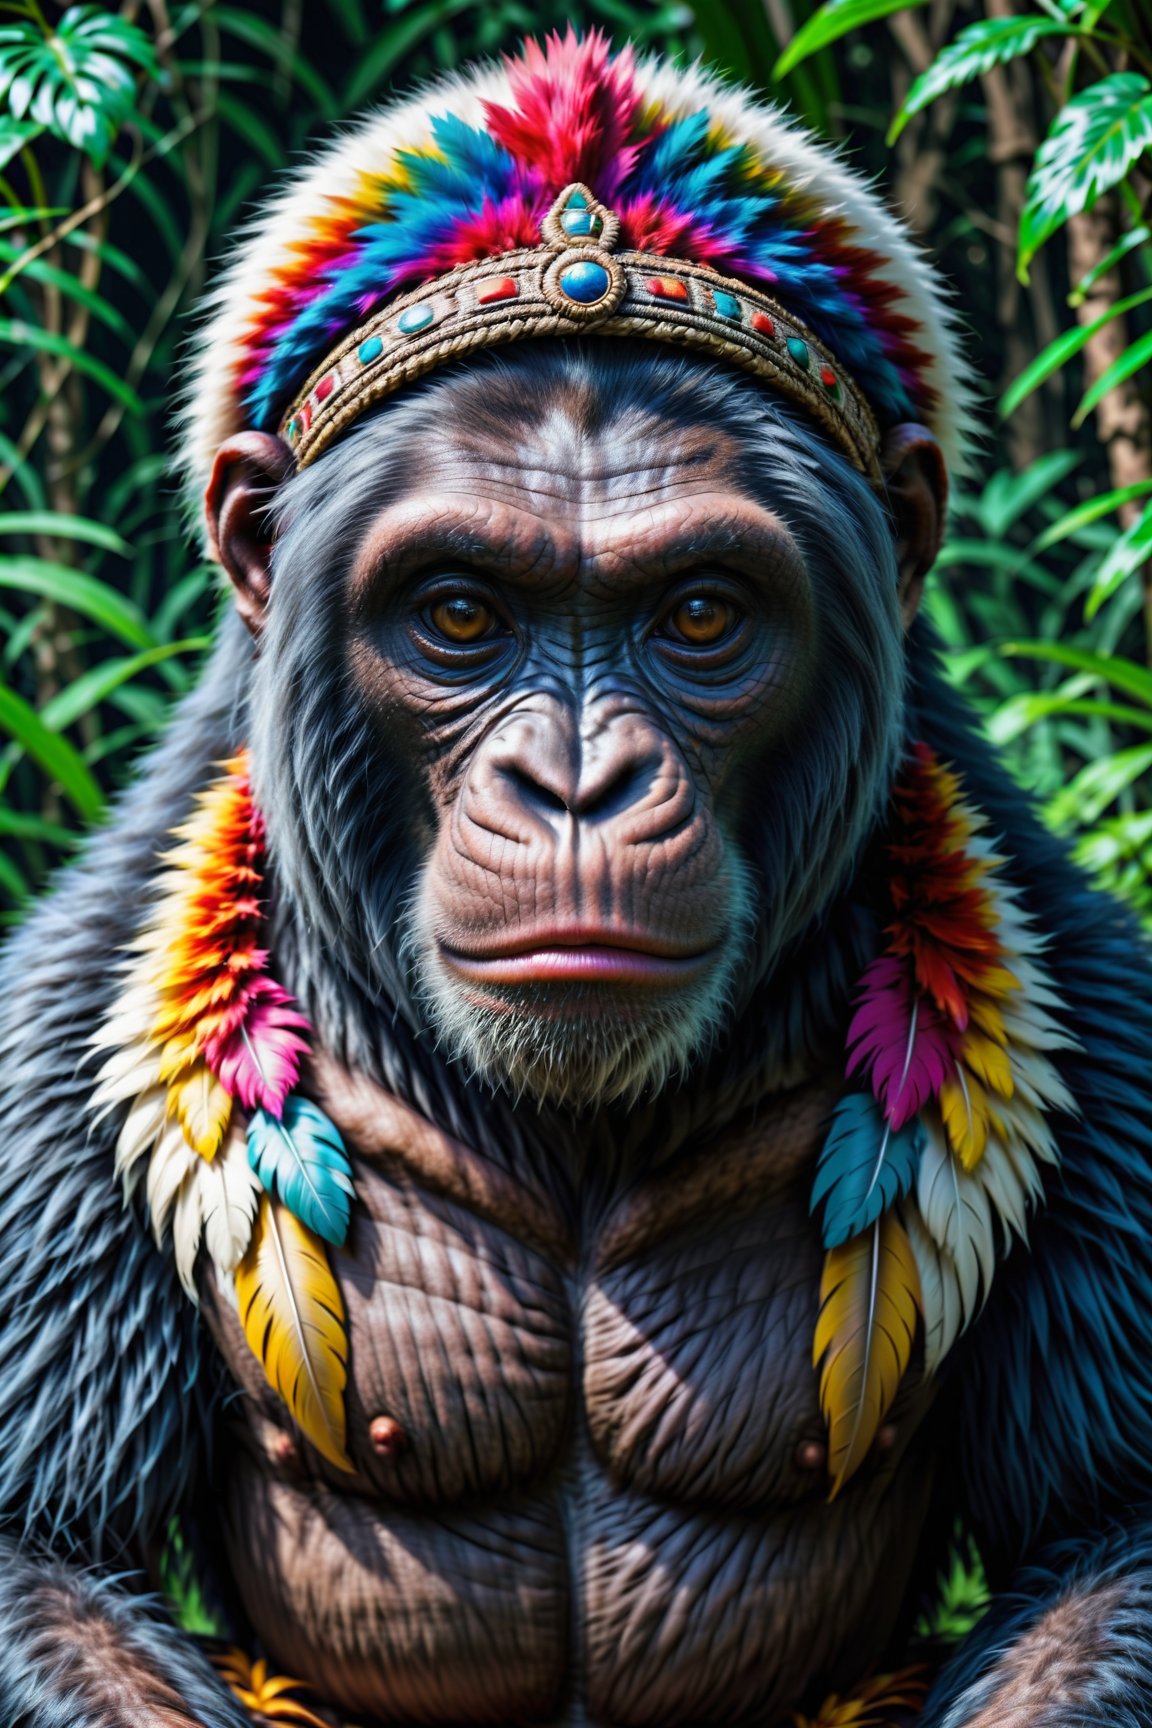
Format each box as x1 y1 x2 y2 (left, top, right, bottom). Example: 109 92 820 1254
2 31 1152 1728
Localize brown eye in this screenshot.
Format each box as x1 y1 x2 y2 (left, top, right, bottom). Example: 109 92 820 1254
666 595 736 645
428 596 498 643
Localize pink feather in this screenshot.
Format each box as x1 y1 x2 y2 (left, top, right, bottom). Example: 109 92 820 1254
203 979 310 1117
847 955 958 1129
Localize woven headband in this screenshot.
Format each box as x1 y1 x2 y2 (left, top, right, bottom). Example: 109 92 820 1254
277 182 883 482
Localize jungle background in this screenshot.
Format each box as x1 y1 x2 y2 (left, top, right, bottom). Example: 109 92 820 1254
0 0 1149 1655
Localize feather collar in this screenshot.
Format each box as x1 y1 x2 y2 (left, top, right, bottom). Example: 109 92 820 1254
90 743 1077 1489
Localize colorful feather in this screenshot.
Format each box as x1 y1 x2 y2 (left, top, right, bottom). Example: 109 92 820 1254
246 1096 355 1248
813 1211 921 1498
811 1092 924 1249
813 742 1080 1463
235 1193 353 1472
90 754 355 1455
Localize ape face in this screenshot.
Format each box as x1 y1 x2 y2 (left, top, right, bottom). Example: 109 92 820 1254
209 348 941 1110
347 407 813 1105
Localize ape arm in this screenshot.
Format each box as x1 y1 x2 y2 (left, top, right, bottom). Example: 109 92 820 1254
923 1528 1152 1728
0 639 253 1728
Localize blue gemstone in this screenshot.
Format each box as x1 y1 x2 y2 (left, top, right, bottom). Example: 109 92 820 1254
358 335 383 364
397 303 434 335
786 336 811 369
712 290 741 322
560 210 603 238
558 260 611 306
564 189 590 208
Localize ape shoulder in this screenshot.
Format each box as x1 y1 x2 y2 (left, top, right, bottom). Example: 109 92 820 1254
0 629 245 1558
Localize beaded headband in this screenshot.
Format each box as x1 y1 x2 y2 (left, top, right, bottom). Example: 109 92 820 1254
279 182 882 480
184 33 976 518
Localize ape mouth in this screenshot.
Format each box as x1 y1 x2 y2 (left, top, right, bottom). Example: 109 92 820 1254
439 926 717 987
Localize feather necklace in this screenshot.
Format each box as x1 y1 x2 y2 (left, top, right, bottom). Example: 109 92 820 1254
91 751 355 1471
811 741 1079 1495
93 745 1076 1492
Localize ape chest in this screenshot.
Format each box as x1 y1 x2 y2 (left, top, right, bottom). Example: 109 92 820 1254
209 1145 832 1508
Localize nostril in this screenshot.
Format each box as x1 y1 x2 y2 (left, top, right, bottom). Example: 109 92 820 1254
502 761 570 816
576 757 657 823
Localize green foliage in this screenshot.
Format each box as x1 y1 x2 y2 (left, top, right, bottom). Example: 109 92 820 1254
1018 72 1152 278
915 1528 989 1646
888 16 1076 144
0 5 155 166
773 0 927 77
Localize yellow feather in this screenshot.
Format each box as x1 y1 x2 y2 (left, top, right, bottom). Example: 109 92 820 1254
959 1028 1013 1100
813 1213 921 1497
235 1194 353 1472
939 1066 992 1171
170 1059 232 1160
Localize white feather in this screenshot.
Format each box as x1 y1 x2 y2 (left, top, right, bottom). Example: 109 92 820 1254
113 1085 169 1193
146 1119 200 1249
903 1200 963 1375
917 1118 996 1322
167 1123 261 1301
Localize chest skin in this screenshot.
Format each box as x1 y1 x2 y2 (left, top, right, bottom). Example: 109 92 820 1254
203 1070 939 1728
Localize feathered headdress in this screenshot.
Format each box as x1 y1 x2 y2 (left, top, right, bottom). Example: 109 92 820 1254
181 29 974 508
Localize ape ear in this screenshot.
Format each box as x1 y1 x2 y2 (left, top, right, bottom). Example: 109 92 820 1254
204 432 294 637
881 424 948 629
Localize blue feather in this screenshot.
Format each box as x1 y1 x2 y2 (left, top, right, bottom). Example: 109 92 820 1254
246 1097 355 1247
811 1091 924 1249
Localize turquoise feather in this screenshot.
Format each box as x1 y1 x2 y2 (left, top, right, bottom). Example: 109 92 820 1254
811 1092 925 1249
246 1097 355 1247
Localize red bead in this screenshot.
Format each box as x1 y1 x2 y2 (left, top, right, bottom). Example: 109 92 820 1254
476 276 519 304
751 311 775 336
299 401 313 431
820 366 837 388
647 275 689 301
315 374 335 402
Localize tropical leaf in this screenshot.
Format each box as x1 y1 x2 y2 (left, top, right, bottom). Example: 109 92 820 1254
0 7 156 167
811 1092 924 1248
1034 480 1152 552
0 682 102 819
0 511 131 554
1000 285 1152 415
1068 222 1152 305
774 0 929 78
247 1095 355 1247
1084 502 1152 619
813 1211 921 1496
235 1193 353 1471
0 319 145 413
0 557 153 647
1075 328 1152 426
889 17 1075 144
1019 72 1152 277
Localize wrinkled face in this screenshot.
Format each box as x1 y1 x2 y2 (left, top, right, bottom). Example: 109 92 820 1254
221 350 926 1111
347 411 814 1105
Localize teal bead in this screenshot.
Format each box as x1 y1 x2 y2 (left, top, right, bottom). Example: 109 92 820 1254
558 259 611 305
564 189 590 208
786 337 811 369
358 335 383 364
397 303 434 335
711 289 741 321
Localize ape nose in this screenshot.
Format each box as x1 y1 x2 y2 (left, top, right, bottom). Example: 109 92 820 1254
506 751 657 823
490 709 667 830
